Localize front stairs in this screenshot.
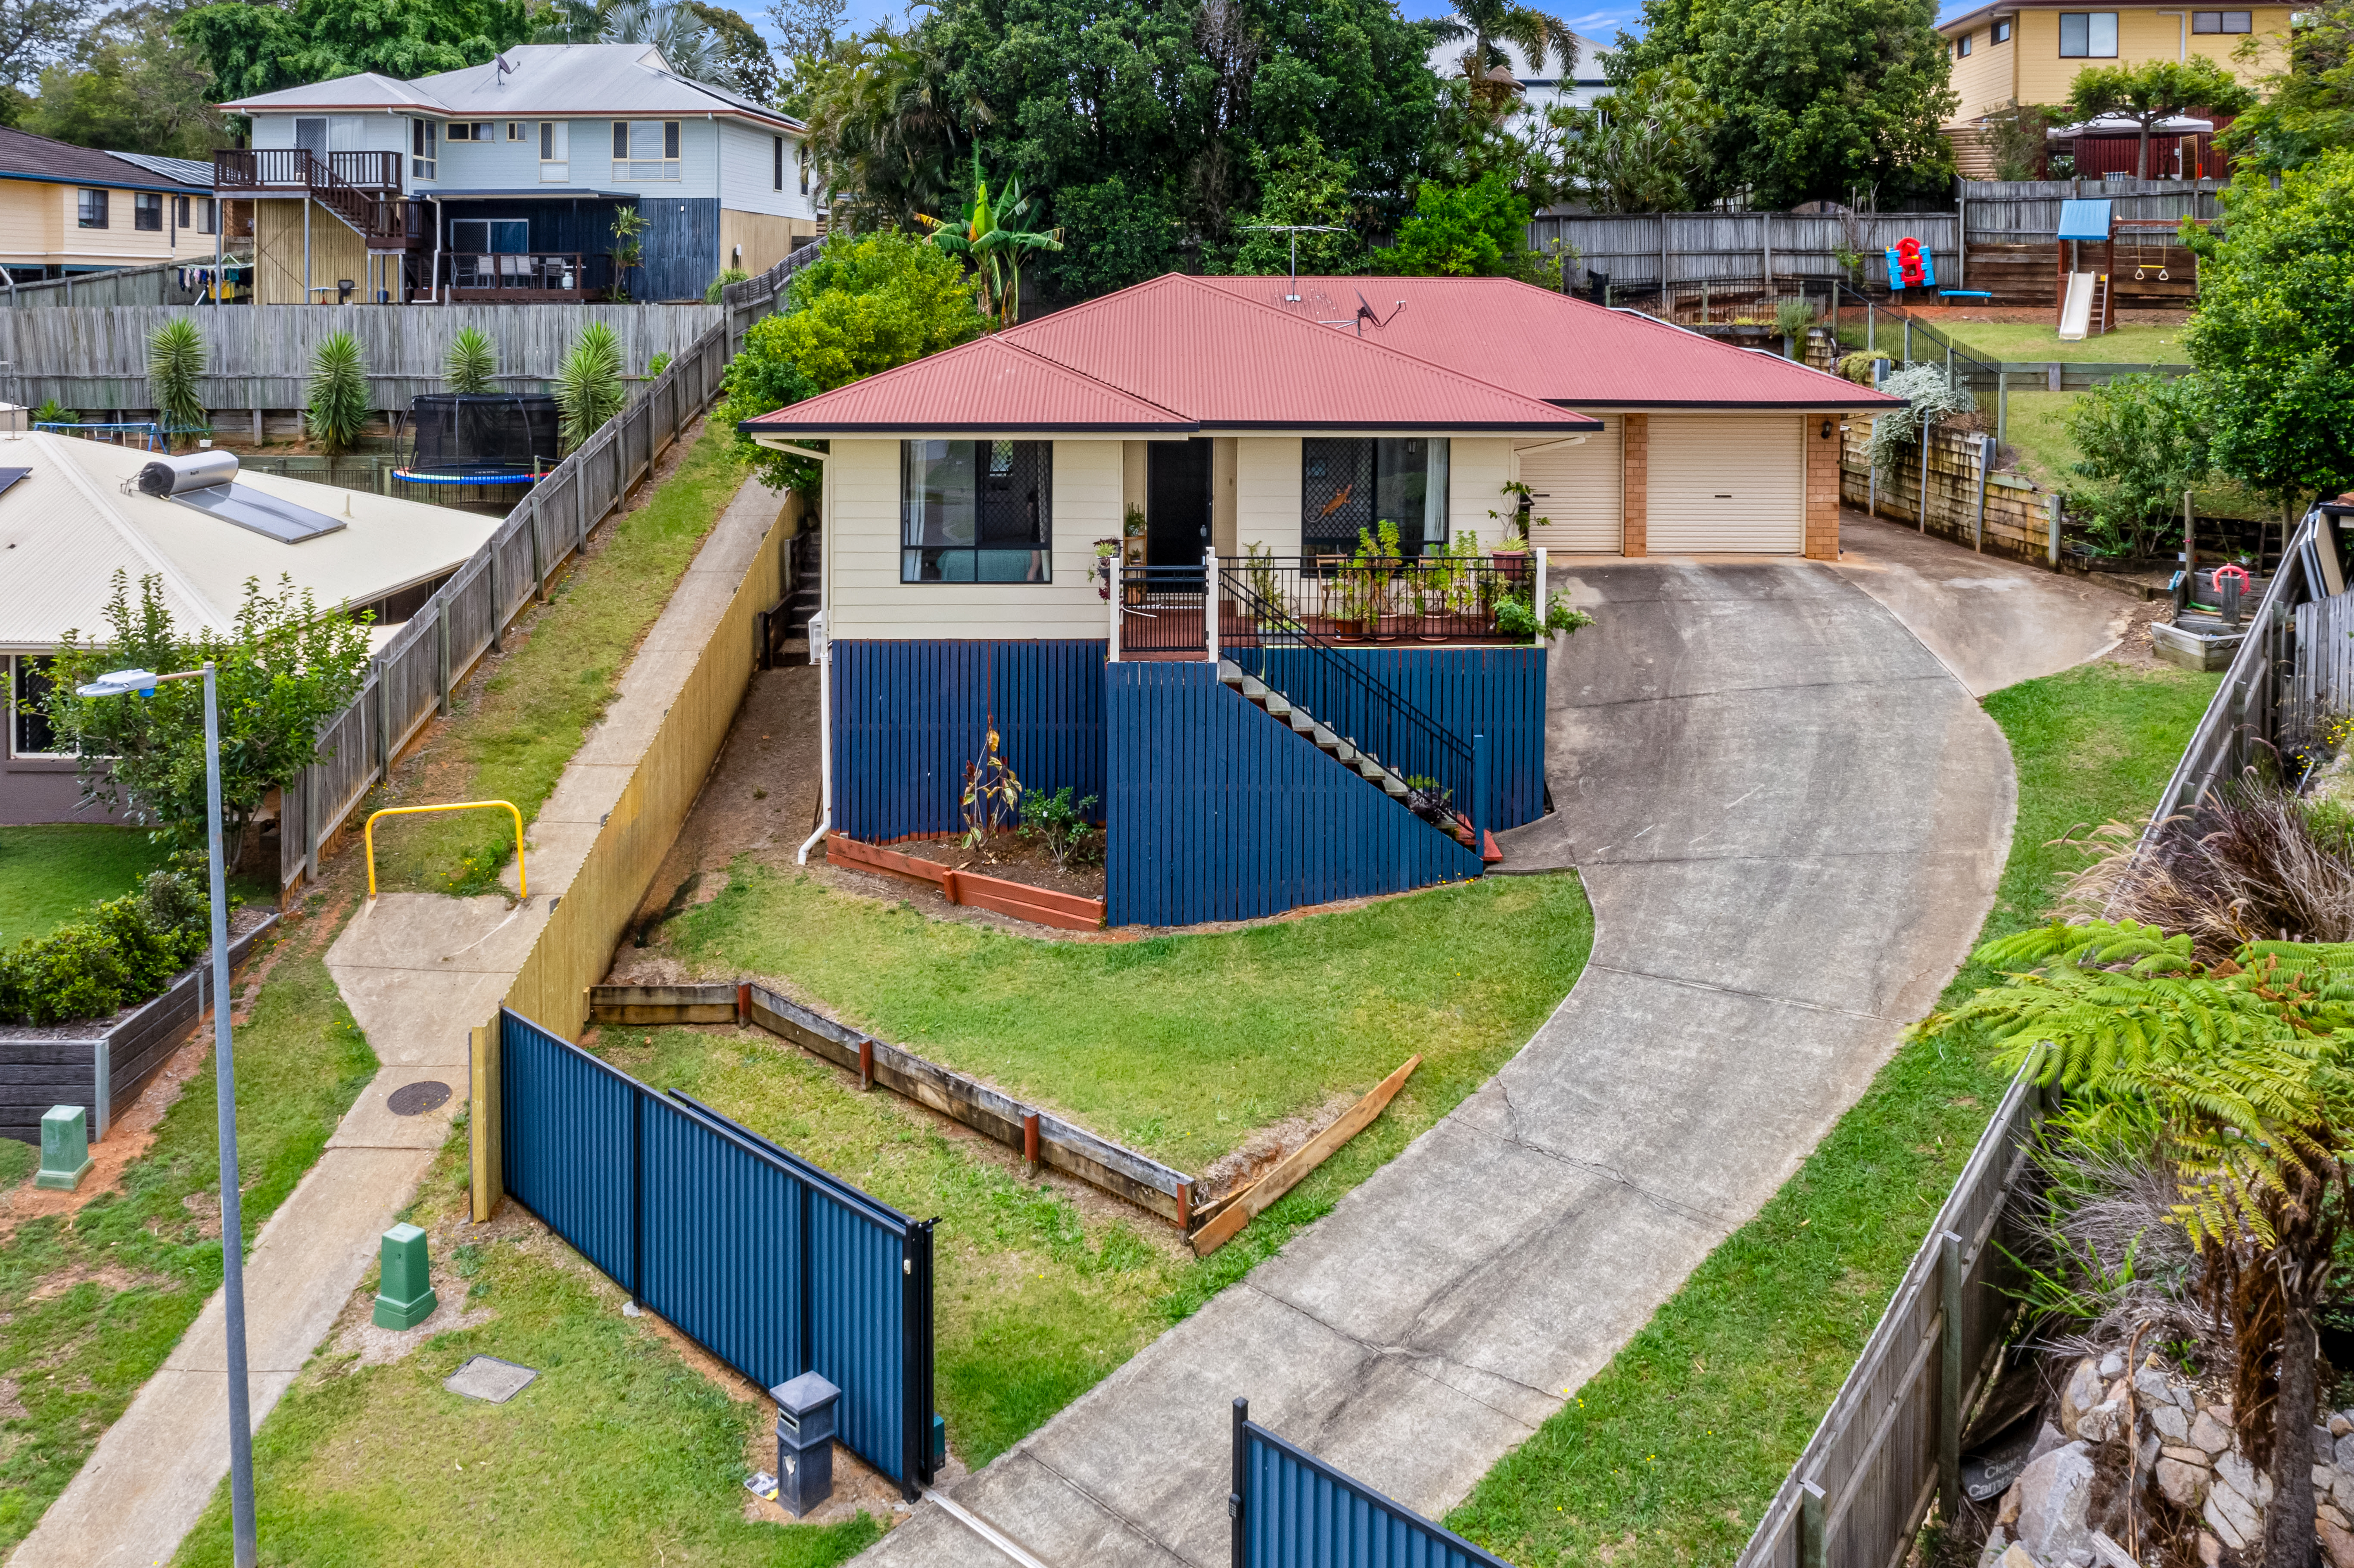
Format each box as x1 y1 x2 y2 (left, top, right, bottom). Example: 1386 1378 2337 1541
1216 659 1498 861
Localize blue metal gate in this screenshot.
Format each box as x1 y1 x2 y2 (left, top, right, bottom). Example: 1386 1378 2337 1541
1230 1398 1511 1568
499 1007 937 1495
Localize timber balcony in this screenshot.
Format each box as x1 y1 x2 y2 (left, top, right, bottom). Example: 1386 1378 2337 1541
213 149 406 246
1111 552 1548 660
442 251 613 302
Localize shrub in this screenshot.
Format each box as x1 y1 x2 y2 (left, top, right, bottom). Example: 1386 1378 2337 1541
703 268 749 304
305 330 370 454
0 867 209 1025
444 325 497 394
554 321 625 451
2063 372 2211 559
1018 786 1099 872
1863 362 1974 474
146 317 207 448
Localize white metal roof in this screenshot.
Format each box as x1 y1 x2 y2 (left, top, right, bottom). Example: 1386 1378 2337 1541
0 432 500 651
218 44 802 130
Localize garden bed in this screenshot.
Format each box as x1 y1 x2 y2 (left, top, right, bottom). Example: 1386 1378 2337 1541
823 836 1105 932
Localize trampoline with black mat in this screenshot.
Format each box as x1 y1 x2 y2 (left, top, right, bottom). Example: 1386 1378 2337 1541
396 394 560 495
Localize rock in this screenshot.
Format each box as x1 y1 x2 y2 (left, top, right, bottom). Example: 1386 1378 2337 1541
2107 1379 2132 1408
2016 1442 2097 1568
2333 1469 2354 1514
2158 1457 2210 1509
2190 1411 2235 1456
2323 1425 2340 1463
2336 1432 2354 1472
2064 1360 2106 1438
2152 1406 2190 1443
1979 1526 2012 1568
2163 1445 2214 1467
2139 1433 2161 1476
2215 1450 2273 1509
2088 1531 2137 1568
2325 1515 2354 1568
2197 1531 2222 1568
2135 1367 2189 1410
2080 1402 2124 1446
2336 1414 2354 1439
2205 1477 2261 1552
2325 1501 2352 1530
2326 1463 2342 1490
2213 1401 2235 1427
2100 1352 2126 1380
1999 1542 2040 1568
2028 1422 2069 1467
1999 1479 2024 1528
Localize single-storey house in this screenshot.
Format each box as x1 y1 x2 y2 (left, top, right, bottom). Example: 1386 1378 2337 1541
2 432 499 824
212 43 820 306
740 273 1902 928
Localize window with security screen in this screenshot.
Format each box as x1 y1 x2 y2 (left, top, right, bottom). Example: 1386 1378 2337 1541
901 440 1052 582
1299 437 1450 556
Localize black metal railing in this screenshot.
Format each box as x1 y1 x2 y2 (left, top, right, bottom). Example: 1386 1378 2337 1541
1222 552 1536 646
1114 563 1210 656
1217 562 1476 819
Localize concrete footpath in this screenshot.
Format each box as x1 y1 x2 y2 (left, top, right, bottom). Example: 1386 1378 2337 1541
10 473 781 1568
860 541 2119 1567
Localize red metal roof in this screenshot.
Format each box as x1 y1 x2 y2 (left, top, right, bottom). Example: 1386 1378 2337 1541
742 274 1603 436
1191 275 1905 410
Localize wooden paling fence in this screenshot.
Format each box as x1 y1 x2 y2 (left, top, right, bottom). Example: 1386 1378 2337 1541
0 255 213 311
274 245 829 891
1733 1065 2046 1568
1527 212 1959 292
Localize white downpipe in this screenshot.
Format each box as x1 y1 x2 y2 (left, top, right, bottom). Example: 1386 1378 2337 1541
793 444 834 865
1533 548 1547 647
1204 547 1218 663
1108 554 1122 661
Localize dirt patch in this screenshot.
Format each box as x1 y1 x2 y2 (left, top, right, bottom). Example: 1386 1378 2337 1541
0 1375 25 1420
884 833 1105 901
1194 1090 1360 1207
26 1262 173 1304
2101 596 2179 671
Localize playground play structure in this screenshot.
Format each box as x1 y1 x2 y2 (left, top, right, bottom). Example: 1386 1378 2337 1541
2053 198 2203 340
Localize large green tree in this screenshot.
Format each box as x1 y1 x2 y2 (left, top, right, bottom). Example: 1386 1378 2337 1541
2215 0 2354 177
2183 146 2354 507
1607 0 1956 208
1550 65 1719 212
177 0 530 101
2067 56 2254 179
1374 169 1548 280
1220 133 1368 275
26 4 222 158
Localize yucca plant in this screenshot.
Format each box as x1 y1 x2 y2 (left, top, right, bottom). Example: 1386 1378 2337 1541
444 326 497 394
146 317 207 450
554 322 624 451
305 330 370 455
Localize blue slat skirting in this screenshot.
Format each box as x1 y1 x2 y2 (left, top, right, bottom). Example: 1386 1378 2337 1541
1105 662 1482 928
831 639 1107 843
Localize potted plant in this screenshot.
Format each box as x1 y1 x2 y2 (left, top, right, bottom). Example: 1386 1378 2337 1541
1488 484 1535 583
1094 538 1119 602
1349 521 1402 640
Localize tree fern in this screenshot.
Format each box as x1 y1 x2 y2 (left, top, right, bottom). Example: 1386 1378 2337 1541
146 317 207 449
444 326 497 395
554 322 624 452
305 330 370 455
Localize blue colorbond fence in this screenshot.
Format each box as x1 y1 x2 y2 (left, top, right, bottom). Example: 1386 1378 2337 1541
1238 646 1548 833
499 1008 937 1495
831 639 1107 842
1106 662 1482 927
1232 1400 1512 1568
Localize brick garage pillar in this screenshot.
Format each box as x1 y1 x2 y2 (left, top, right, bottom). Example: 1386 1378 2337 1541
1804 412 1841 560
1620 413 1647 557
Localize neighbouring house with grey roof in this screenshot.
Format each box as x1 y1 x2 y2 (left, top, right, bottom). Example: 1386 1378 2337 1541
0 126 220 283
212 43 820 306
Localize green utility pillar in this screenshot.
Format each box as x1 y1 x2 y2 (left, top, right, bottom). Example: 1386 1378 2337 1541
35 1105 93 1191
372 1222 438 1329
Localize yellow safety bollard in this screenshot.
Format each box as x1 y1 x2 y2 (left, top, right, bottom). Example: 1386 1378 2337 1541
362 800 527 901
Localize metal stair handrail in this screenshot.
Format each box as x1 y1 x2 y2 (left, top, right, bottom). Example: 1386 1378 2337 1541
1217 561 1472 799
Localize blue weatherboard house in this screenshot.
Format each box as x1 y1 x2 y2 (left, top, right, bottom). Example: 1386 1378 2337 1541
212 44 820 306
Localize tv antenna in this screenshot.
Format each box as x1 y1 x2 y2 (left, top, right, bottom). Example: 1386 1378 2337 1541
1241 224 1346 301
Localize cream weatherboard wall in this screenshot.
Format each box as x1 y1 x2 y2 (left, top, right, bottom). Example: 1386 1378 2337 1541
1645 414 1805 553
1235 436 1304 553
1515 419 1622 553
824 437 1122 641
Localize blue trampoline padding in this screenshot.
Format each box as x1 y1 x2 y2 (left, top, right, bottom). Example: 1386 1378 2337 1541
392 469 542 485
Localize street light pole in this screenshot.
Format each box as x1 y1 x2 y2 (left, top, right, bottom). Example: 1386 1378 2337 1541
79 662 255 1567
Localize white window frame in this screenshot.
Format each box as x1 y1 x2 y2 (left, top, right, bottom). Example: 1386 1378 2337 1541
507 120 525 141
773 134 784 191
612 119 682 181
411 118 438 180
2192 9 2252 29
9 655 68 759
539 120 570 183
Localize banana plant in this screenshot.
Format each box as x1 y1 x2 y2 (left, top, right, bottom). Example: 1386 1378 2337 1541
919 148 1063 329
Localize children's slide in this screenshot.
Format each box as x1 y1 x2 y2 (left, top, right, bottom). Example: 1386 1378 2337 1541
2058 272 2095 341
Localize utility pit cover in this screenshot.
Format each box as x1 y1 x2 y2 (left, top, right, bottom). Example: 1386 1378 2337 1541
445 1356 538 1403
387 1081 452 1116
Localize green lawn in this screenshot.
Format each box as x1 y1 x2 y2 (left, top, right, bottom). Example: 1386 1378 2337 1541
1836 317 2190 364
368 423 750 898
1445 661 2220 1567
172 1135 883 1568
0 924 378 1559
0 825 175 942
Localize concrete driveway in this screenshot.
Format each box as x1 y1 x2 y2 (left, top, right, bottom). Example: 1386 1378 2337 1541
859 541 2117 1568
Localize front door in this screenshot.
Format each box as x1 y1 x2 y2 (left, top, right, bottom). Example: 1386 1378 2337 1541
1146 439 1213 570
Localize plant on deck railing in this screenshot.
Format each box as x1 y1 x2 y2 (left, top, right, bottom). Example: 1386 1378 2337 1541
1339 521 1403 632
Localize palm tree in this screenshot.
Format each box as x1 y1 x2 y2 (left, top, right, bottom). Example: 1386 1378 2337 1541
802 22 986 230
536 0 720 83
920 148 1062 328
1429 0 1577 110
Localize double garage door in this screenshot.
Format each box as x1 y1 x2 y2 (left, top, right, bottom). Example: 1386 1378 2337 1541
1513 414 1805 555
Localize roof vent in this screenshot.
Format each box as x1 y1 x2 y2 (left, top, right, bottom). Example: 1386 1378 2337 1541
134 451 347 544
